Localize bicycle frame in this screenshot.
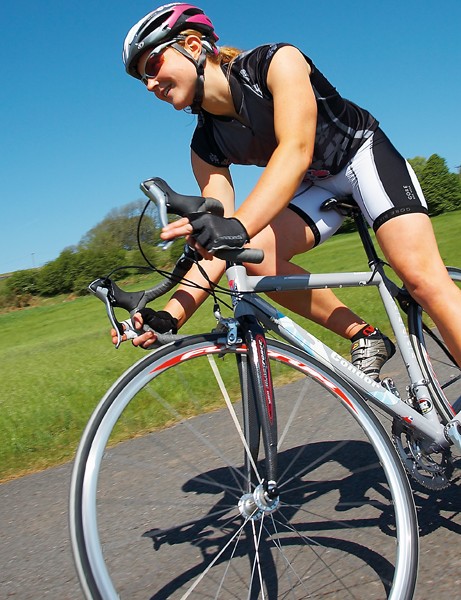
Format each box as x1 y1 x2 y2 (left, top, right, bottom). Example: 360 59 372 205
110 177 461 483
225 261 460 453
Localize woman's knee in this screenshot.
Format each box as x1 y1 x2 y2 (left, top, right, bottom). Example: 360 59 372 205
375 213 447 296
399 265 455 309
400 269 436 301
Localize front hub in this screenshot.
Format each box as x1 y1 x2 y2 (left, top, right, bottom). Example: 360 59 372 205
238 483 280 521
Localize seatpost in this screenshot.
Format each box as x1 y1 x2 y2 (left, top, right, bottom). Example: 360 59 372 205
353 211 381 267
321 197 382 268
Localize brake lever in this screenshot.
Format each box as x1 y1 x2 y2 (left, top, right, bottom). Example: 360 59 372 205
140 179 173 250
88 278 125 348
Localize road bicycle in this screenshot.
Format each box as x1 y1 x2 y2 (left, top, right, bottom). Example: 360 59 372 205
70 178 461 599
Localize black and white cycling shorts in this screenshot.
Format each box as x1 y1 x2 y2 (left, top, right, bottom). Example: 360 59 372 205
289 128 428 247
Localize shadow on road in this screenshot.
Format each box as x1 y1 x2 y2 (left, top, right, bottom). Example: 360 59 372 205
142 440 401 599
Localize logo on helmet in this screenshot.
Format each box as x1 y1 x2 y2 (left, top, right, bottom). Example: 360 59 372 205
136 41 145 49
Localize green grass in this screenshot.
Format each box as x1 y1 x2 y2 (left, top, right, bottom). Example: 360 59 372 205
1 211 460 481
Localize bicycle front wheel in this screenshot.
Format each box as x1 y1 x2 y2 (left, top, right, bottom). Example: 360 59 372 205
408 266 461 423
70 334 418 600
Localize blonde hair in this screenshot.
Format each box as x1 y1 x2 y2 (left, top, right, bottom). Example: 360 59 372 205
179 29 242 67
212 46 242 65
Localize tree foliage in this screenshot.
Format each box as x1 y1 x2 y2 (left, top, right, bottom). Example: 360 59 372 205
3 269 40 308
80 200 161 252
418 154 461 215
407 156 427 181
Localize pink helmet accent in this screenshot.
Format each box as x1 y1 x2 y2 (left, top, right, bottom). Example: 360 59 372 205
162 4 218 42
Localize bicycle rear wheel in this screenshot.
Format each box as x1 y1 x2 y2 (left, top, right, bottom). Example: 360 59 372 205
408 267 461 423
70 334 418 600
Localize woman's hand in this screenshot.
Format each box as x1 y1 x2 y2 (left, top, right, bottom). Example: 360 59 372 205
161 216 193 240
160 215 211 257
160 214 249 260
160 216 213 258
110 309 178 349
187 213 249 252
110 312 157 348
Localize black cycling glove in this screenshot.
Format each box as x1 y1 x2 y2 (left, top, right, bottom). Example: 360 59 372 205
138 308 178 334
187 213 249 252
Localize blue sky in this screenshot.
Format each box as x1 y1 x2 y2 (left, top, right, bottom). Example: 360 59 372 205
1 0 460 274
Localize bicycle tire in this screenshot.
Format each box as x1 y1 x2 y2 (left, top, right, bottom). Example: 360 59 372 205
70 334 418 600
407 266 461 424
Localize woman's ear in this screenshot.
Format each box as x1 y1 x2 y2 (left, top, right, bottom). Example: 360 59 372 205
184 34 203 59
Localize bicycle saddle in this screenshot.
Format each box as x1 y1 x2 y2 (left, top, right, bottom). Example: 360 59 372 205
321 196 360 216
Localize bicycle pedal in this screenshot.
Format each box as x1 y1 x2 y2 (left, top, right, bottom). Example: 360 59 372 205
382 378 401 399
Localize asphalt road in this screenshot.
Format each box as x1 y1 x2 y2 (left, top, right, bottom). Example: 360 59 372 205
1 351 461 599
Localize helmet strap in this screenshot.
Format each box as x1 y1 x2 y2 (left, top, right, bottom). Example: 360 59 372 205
171 43 208 114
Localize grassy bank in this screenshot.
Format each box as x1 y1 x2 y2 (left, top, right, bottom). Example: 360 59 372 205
1 211 460 481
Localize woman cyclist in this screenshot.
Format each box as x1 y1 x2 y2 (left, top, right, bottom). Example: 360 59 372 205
117 2 461 379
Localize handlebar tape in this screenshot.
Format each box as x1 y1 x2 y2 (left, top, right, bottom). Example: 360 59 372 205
214 248 264 264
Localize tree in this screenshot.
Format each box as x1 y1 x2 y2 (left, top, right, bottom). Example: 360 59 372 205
408 156 427 181
80 200 160 253
37 247 80 296
70 247 128 295
419 154 461 215
5 269 39 296
36 246 129 297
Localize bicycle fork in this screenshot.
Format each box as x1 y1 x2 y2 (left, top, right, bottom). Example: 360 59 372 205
235 316 281 520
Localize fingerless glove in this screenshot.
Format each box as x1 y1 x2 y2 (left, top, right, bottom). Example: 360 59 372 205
138 308 178 334
187 213 249 252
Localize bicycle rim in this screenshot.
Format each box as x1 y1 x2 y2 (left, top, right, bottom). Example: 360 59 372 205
408 267 461 424
70 334 418 599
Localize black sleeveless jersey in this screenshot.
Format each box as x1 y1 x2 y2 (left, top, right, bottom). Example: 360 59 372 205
191 43 379 176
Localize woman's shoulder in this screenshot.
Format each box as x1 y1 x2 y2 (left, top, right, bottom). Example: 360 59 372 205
233 43 313 74
230 43 313 93
235 42 298 62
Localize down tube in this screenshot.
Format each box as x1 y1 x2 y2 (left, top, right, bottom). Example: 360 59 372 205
250 296 449 448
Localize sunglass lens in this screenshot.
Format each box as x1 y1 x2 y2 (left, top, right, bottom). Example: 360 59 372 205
145 53 163 78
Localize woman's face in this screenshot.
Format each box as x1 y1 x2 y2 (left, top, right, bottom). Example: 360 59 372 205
137 46 197 111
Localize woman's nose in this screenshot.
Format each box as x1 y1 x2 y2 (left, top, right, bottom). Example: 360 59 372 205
145 78 158 92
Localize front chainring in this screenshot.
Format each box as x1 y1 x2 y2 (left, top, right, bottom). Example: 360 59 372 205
392 419 454 490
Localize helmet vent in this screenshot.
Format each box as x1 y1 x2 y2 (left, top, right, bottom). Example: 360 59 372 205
141 13 173 39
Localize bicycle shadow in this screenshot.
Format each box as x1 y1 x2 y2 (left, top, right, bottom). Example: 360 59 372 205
143 439 399 599
412 479 461 536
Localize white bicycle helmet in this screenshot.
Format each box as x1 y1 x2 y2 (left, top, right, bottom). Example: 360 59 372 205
122 3 219 113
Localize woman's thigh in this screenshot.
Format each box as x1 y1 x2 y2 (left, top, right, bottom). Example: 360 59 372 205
345 128 428 230
248 207 316 273
376 212 448 287
285 181 346 247
248 191 344 274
